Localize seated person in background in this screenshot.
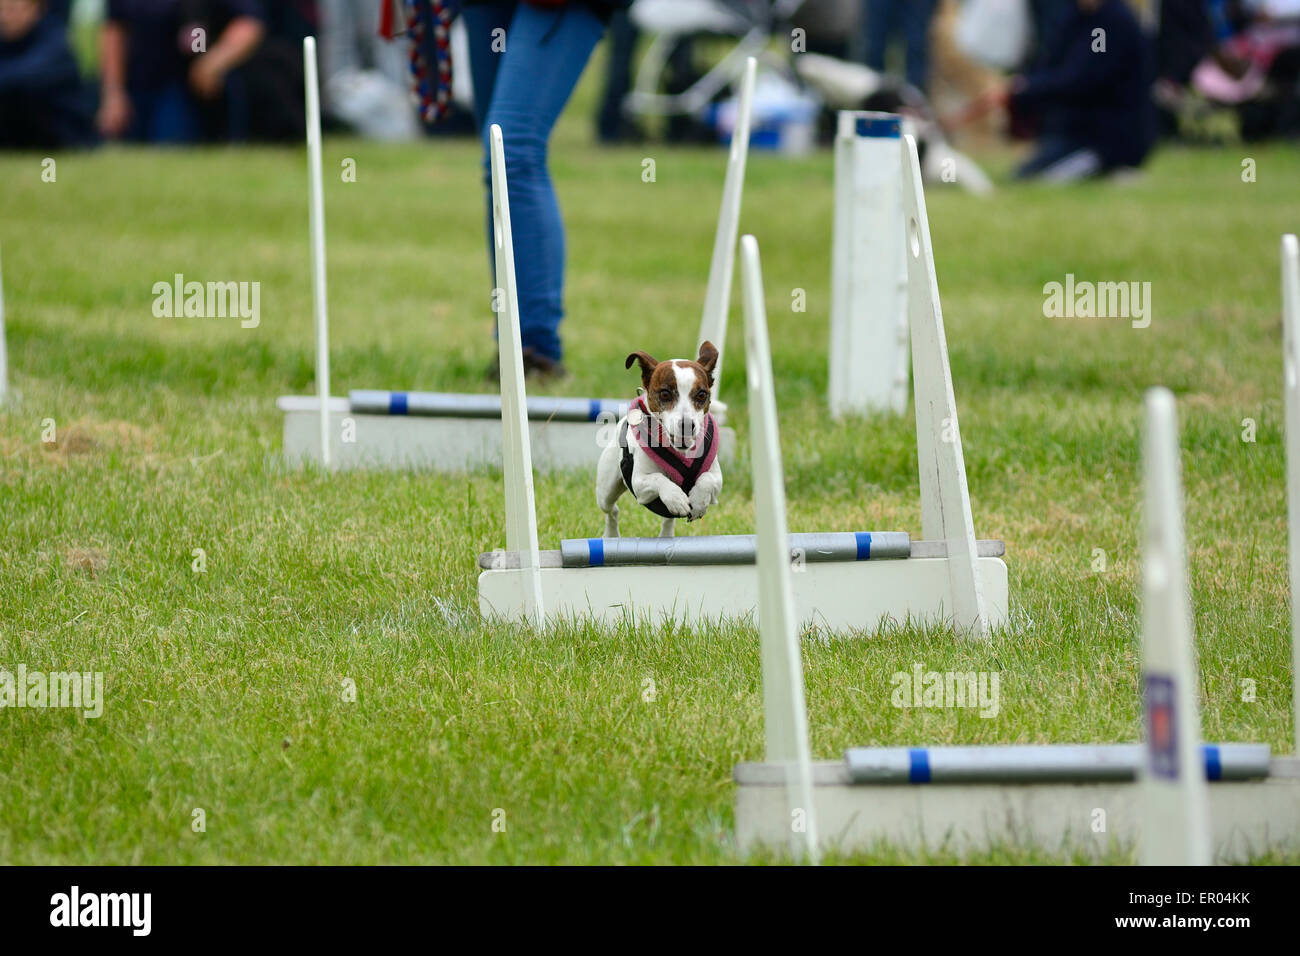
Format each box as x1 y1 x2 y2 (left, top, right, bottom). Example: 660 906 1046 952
98 0 265 143
0 0 95 149
981 0 1155 181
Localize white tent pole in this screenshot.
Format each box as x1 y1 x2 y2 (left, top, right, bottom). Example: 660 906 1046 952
1139 386 1211 866
698 56 756 402
740 233 819 863
304 36 331 468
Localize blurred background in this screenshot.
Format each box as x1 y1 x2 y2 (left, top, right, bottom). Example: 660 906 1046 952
3 0 1298 163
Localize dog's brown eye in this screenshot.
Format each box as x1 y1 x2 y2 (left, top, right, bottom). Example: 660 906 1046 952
695 390 708 403
659 389 674 403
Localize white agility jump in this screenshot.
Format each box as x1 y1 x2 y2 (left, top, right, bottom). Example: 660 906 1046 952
278 43 755 472
733 233 1300 863
829 111 909 418
477 135 1008 635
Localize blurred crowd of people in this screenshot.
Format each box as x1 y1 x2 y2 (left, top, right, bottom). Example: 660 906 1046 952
1 0 1298 171
0 0 363 148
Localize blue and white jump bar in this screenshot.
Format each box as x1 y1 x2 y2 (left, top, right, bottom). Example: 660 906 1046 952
560 531 911 568
844 743 1272 784
349 389 629 423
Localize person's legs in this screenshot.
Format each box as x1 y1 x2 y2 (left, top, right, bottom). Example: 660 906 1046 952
462 1 513 125
902 0 937 92
130 82 201 143
862 0 896 72
596 8 639 142
471 2 605 362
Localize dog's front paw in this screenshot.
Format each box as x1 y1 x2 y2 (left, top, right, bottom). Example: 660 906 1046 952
660 485 691 517
688 483 715 520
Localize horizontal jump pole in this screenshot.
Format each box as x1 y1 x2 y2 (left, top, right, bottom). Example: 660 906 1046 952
350 390 629 423
844 743 1272 784
561 532 910 568
478 538 1006 570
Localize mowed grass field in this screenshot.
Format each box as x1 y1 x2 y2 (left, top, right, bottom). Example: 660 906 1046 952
2 91 1299 862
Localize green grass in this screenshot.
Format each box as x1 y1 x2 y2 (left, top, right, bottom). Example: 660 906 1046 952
1 102 1298 862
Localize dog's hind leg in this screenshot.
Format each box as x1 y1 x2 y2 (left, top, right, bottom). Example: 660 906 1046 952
595 442 625 538
659 517 675 538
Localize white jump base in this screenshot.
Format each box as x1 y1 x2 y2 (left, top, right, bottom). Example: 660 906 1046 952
478 542 1008 630
734 757 1300 863
278 395 736 472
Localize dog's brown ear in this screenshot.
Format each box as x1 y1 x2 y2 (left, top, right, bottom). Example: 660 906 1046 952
625 350 659 390
696 341 719 383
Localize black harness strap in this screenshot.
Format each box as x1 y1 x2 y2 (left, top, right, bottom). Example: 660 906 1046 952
619 416 717 521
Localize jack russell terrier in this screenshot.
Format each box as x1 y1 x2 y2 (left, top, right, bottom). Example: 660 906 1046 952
596 342 723 538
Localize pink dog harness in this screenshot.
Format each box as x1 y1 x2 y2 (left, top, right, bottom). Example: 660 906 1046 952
619 396 718 520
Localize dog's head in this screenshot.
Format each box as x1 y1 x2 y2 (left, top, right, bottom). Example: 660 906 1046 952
625 341 718 449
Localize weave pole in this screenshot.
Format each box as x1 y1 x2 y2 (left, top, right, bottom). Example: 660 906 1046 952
740 234 818 863
1139 387 1211 865
304 36 331 468
1282 233 1300 753
698 56 756 404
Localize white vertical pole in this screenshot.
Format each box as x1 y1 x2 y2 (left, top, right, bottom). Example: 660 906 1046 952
697 56 756 403
304 36 331 469
1139 386 1211 866
740 234 819 864
829 111 909 418
899 134 988 638
490 125 544 628
0 243 7 406
1281 233 1300 753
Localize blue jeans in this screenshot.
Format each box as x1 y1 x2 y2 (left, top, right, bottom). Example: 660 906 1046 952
463 2 606 362
128 81 200 144
863 0 937 92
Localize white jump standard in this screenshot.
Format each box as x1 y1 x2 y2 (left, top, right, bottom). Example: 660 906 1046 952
733 222 1300 860
829 111 909 418
478 135 1009 634
735 384 1300 862
279 49 755 472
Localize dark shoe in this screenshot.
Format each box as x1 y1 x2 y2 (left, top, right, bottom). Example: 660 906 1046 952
483 347 568 384
522 347 568 383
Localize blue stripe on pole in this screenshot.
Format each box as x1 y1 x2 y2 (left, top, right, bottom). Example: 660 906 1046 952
588 539 604 567
908 748 930 783
855 532 871 560
1204 744 1222 781
390 392 409 415
855 115 900 139
588 399 601 422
